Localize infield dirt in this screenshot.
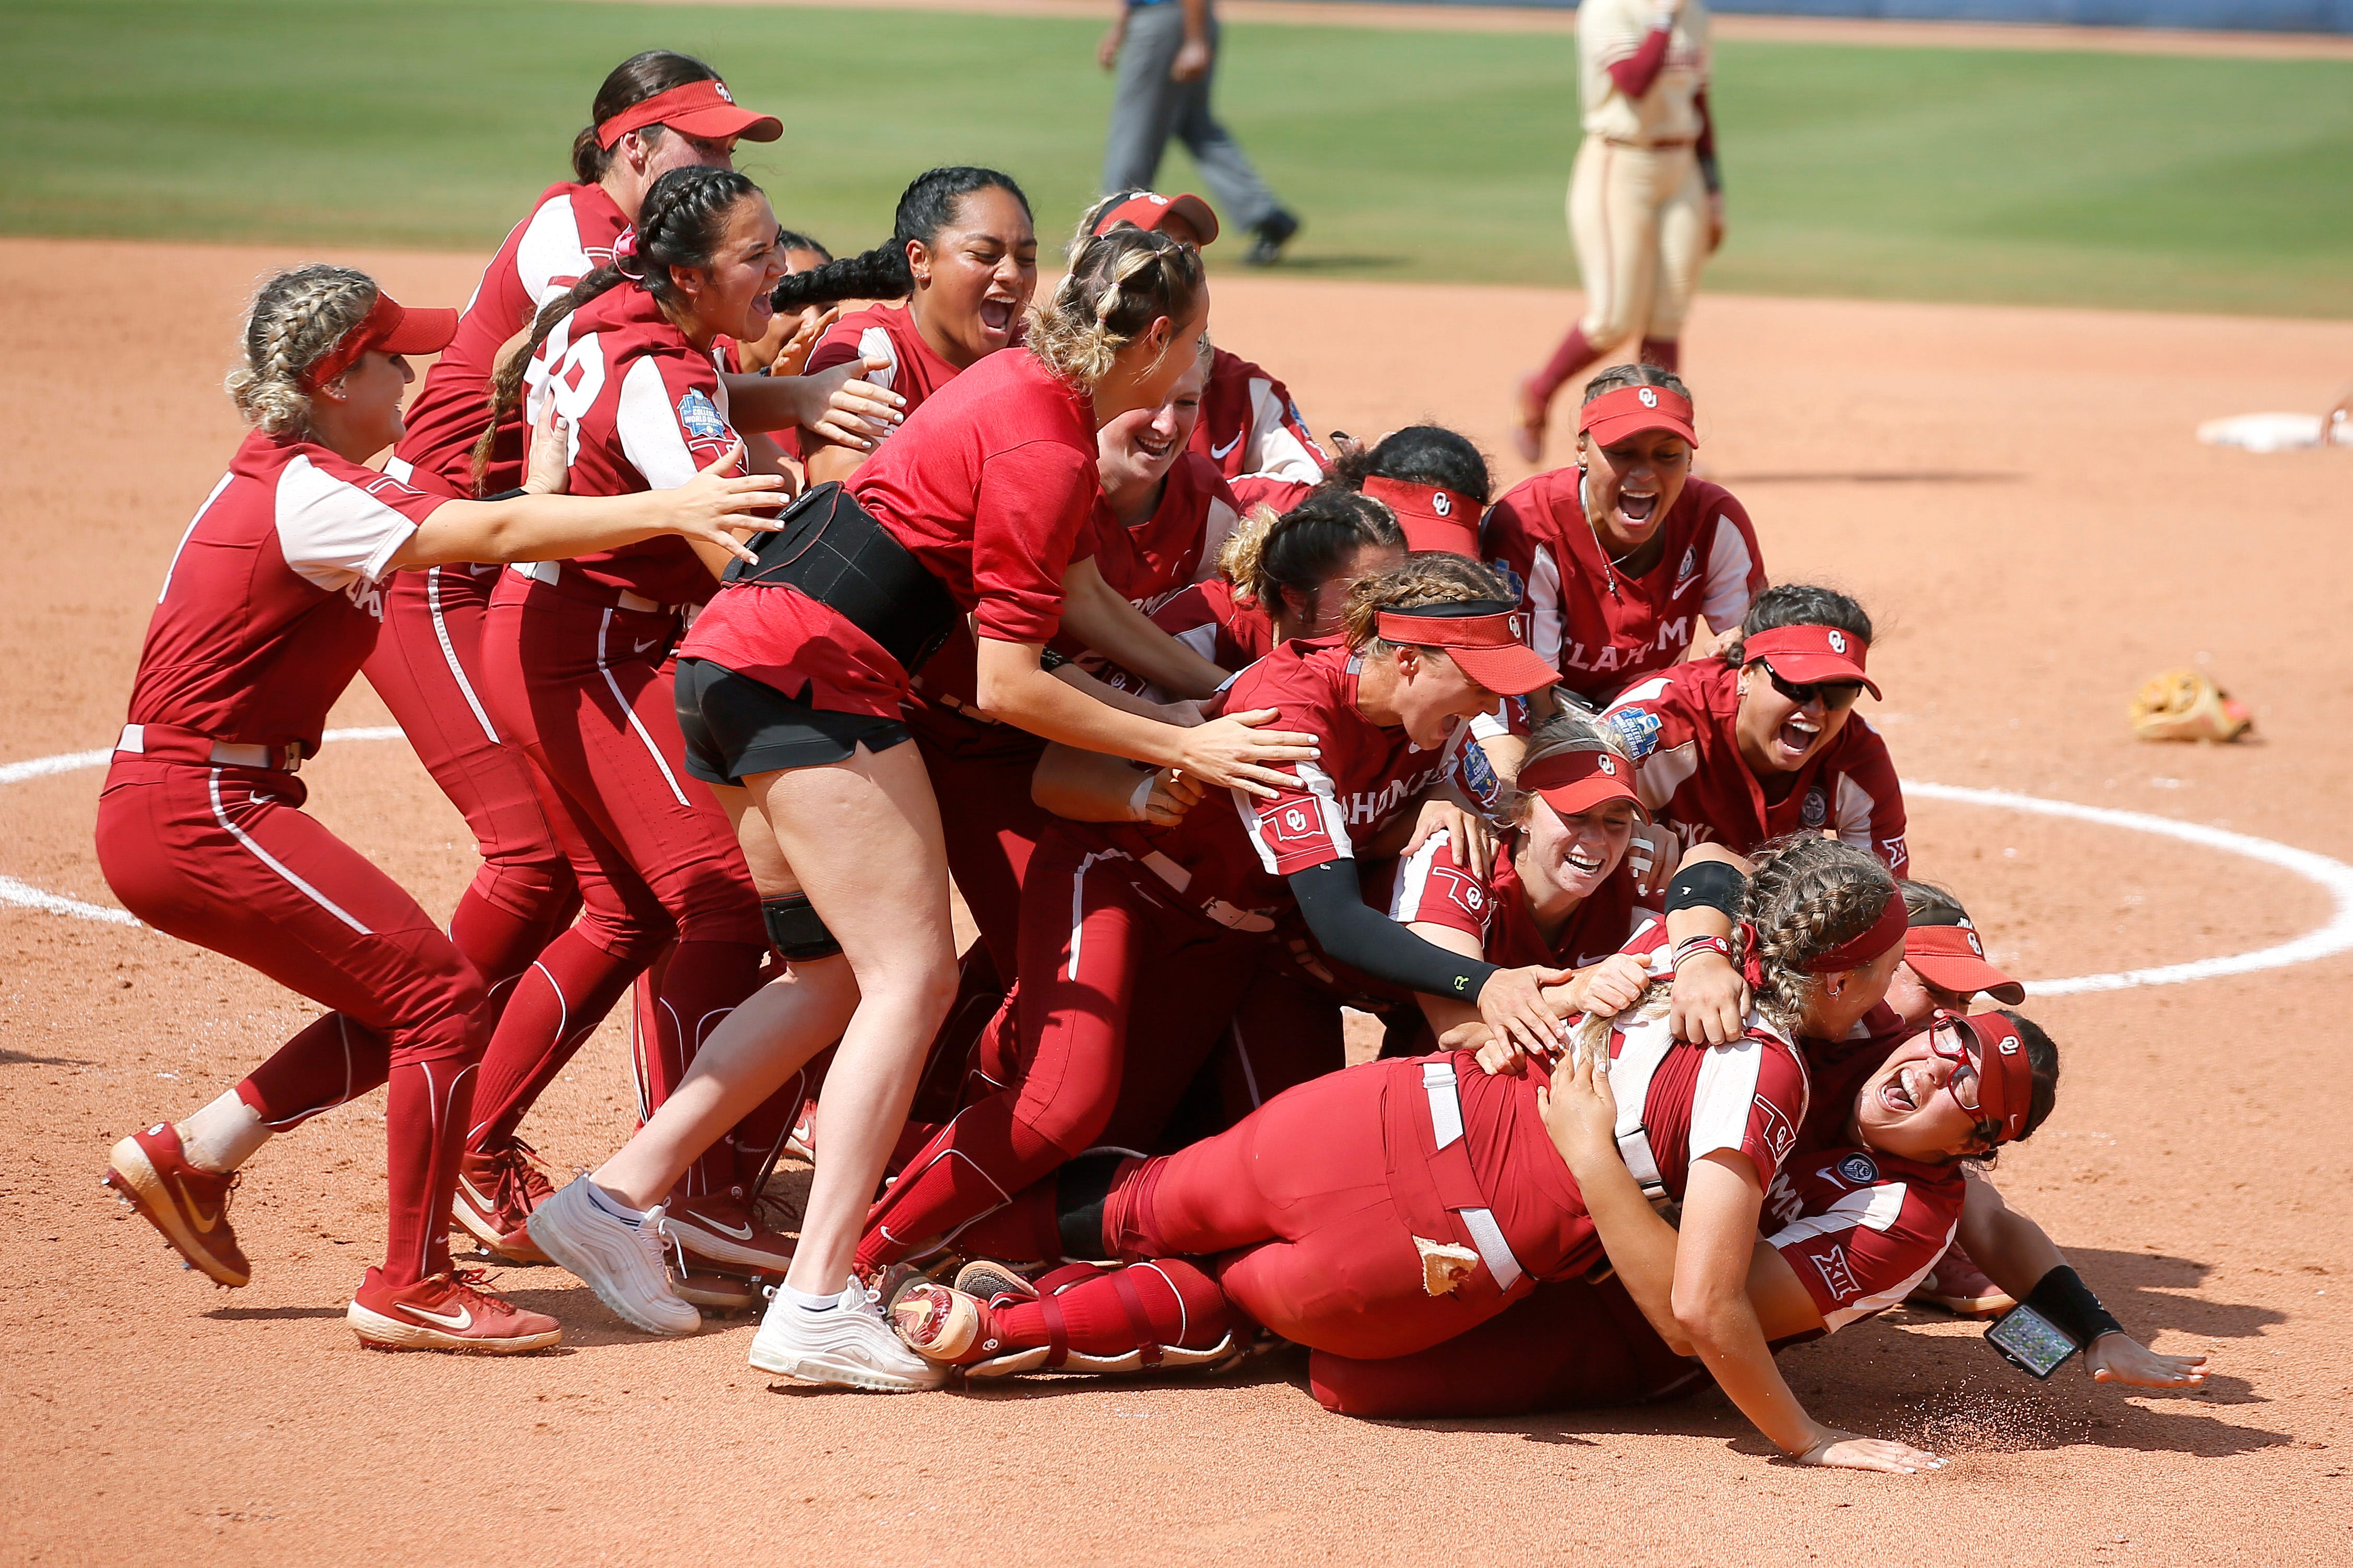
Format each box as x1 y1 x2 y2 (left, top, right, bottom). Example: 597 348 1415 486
3 237 2350 1564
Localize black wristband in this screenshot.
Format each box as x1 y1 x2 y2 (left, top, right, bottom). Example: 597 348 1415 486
1664 859 1745 920
483 486 528 502
2024 1265 2124 1349
1698 153 1722 196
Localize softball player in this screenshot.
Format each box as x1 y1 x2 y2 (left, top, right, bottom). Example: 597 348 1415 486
1484 365 1765 711
523 225 1316 1389
98 265 784 1353
1515 0 1724 464
1601 584 1908 878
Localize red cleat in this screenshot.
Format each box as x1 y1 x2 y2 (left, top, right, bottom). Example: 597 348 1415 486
662 1186 796 1274
1909 1244 2016 1317
347 1267 562 1354
104 1122 250 1287
890 1281 1009 1365
452 1140 555 1263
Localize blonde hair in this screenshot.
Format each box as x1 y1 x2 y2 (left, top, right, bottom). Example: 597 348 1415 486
1026 226 1205 389
1339 552 1515 656
222 264 380 437
1736 835 1900 1033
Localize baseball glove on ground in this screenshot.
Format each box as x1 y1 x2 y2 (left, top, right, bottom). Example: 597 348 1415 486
2129 669 2253 743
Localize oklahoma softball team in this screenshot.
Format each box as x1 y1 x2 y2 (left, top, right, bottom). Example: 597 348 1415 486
93 76 2208 1468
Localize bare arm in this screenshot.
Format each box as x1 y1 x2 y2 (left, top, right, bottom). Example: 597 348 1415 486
722 358 902 446
1060 555 1231 700
1032 744 1205 826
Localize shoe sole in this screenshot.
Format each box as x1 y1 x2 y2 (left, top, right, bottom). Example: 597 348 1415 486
528 1204 702 1337
103 1137 248 1288
347 1302 563 1355
747 1339 943 1393
952 1260 1037 1302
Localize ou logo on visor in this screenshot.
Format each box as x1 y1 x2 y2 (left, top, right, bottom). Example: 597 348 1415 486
1598 755 1616 775
1637 387 1659 408
1432 491 1452 516
1827 629 1848 654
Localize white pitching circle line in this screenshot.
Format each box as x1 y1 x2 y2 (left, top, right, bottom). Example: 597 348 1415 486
1 743 2347 995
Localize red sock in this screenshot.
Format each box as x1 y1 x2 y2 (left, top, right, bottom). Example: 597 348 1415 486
1530 325 1603 404
642 939 767 1197
1638 336 1681 372
383 1055 477 1285
238 1013 391 1130
466 928 642 1153
994 1260 1233 1356
857 1099 1071 1272
448 890 574 1021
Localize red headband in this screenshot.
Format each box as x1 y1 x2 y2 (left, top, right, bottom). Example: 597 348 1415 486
1363 476 1481 557
1742 623 1880 700
1937 1009 2036 1143
1516 745 1643 820
594 79 782 150
1804 889 1908 974
298 291 458 393
1374 600 1558 698
1578 383 1698 447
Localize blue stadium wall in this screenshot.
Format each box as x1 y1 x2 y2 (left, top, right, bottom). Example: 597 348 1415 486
1345 1 2353 33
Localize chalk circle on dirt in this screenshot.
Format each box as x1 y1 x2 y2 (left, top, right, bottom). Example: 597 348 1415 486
3 736 2349 997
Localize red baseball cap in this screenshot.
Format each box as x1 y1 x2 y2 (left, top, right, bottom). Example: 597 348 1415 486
1579 383 1698 448
1091 190 1221 246
300 290 458 391
1375 598 1556 698
1363 475 1480 557
1902 922 2025 1005
1741 624 1880 700
1517 744 1644 821
595 79 783 150
1934 1009 2037 1145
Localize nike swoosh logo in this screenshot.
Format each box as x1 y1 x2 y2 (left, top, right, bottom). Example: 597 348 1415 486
696 1215 755 1241
633 636 662 655
458 1177 496 1210
165 1168 222 1235
400 1301 474 1331
1209 433 1243 460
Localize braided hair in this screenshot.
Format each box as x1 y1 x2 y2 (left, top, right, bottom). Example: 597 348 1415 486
772 167 1030 311
1026 225 1205 390
471 165 759 490
1340 553 1515 657
223 264 381 437
1736 834 1899 1033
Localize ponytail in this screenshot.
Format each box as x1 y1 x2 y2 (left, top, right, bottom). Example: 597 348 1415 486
1219 488 1403 619
1026 226 1204 390
772 165 1031 312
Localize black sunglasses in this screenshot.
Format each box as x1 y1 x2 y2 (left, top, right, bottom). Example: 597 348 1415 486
1763 666 1865 712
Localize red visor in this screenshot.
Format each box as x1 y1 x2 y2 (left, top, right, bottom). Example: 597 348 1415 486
1364 476 1481 557
595 79 782 150
1578 384 1698 448
1091 190 1220 246
1375 600 1556 698
1933 1009 2036 1144
1802 887 1906 975
1903 922 2025 1005
299 290 458 392
1742 623 1879 700
1517 745 1643 821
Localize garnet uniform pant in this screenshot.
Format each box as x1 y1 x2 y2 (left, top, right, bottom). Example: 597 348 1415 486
480 574 766 1193
97 757 486 1286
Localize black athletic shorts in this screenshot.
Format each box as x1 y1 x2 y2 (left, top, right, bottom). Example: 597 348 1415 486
675 657 911 787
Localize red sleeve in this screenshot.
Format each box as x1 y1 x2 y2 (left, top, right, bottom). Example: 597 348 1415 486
805 323 866 377
1829 723 1908 877
1766 1155 1962 1333
970 442 1097 643
1607 24 1674 99
1228 476 1315 515
1236 765 1351 877
1386 836 1497 944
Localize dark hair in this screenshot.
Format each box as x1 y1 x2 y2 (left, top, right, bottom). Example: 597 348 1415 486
1329 424 1493 506
1994 1009 2061 1144
1721 583 1874 668
571 51 724 183
1582 361 1692 408
1342 552 1517 655
772 167 1031 310
473 165 760 490
1220 489 1405 620
1899 878 1971 927
777 229 832 264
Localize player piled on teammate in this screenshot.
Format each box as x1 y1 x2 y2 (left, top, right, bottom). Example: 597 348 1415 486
1601 583 1906 876
1080 190 1326 507
1483 364 1765 711
99 264 787 1354
1515 0 1724 462
1325 424 1494 559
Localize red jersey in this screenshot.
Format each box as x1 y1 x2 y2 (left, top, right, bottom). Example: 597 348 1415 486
1087 452 1240 607
1093 575 1278 702
1386 833 1653 971
393 181 629 497
521 283 747 605
805 303 964 438
1104 638 1468 920
1601 658 1909 876
1762 1144 1964 1336
1482 471 1765 707
127 432 445 754
1196 348 1323 491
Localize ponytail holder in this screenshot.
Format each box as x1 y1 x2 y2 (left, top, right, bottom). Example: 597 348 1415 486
1737 922 1768 991
611 227 650 288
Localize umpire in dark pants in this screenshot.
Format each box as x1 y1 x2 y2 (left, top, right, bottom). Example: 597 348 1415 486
1099 0 1299 264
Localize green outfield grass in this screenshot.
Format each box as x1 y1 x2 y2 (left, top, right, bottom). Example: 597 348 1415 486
5 0 2349 316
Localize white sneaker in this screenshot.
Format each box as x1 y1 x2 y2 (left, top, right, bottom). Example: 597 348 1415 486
526 1177 702 1337
747 1280 947 1392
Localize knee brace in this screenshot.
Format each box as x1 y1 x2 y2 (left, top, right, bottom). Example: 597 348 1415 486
762 895 842 963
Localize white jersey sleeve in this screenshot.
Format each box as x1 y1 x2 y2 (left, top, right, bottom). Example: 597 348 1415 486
274 455 424 590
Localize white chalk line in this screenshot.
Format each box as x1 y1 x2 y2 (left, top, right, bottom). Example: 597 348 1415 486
2 737 2347 995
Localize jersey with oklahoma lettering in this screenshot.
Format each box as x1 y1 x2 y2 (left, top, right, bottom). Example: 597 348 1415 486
127 431 445 754
394 182 630 497
1197 348 1325 502
522 282 749 605
1482 470 1764 706
1601 658 1909 876
1762 1144 1964 1336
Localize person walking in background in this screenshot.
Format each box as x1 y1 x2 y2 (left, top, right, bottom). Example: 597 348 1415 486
1100 0 1300 266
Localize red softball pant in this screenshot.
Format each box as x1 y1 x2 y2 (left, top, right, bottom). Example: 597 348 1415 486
364 564 579 992
480 572 765 1191
857 825 1272 1270
96 756 486 1285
